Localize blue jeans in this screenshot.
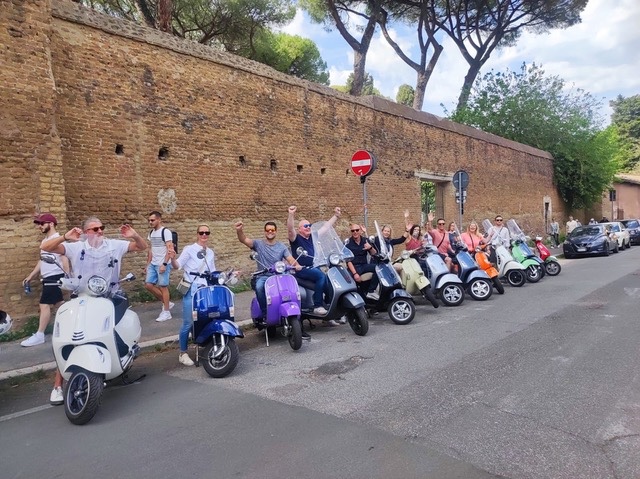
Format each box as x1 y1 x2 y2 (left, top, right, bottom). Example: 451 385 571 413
254 274 270 317
180 285 195 352
295 267 327 307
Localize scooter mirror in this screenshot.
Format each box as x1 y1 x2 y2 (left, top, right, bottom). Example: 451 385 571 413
40 253 58 264
197 249 207 259
250 252 258 260
296 247 307 256
123 273 135 282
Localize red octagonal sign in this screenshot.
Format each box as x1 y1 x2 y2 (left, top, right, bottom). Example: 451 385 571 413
351 150 377 177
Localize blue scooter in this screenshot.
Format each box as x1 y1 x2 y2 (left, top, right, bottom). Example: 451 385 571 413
190 269 244 378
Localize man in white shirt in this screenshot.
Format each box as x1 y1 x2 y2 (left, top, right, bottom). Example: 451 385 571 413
145 211 175 322
566 216 578 235
21 213 70 348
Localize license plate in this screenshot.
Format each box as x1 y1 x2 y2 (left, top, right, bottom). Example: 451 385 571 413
577 247 586 252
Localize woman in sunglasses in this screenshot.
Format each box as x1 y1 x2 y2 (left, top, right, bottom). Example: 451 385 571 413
169 225 216 366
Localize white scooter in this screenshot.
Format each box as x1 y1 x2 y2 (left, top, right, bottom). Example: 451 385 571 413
481 220 527 287
42 252 142 425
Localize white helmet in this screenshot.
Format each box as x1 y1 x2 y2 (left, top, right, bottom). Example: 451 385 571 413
0 310 12 336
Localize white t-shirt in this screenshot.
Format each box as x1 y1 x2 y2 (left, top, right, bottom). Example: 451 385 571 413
487 226 510 247
40 232 65 278
175 243 216 286
148 227 173 265
63 239 130 292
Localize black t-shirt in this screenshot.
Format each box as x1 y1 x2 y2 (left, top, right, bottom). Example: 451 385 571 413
346 237 374 265
290 234 314 267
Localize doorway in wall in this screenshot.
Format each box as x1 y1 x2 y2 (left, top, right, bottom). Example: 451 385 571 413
420 180 445 224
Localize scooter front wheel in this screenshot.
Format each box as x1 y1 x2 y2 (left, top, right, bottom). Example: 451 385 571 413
388 298 416 325
468 278 493 301
525 264 542 283
64 370 104 425
506 270 526 287
545 261 561 276
439 283 465 306
202 336 239 378
347 307 369 336
493 277 505 294
288 317 303 351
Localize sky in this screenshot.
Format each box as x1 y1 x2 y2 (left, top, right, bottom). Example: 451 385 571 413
282 0 640 124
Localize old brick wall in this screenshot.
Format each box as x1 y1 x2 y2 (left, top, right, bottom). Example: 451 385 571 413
1 0 564 323
0 0 68 320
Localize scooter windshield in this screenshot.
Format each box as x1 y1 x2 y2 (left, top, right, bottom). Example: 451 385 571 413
311 221 354 267
506 219 526 242
73 241 122 296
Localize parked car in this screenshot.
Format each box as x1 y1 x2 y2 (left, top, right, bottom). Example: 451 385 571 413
620 219 640 245
563 224 618 258
600 221 631 250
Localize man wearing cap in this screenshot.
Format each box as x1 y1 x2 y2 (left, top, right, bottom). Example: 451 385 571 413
21 213 70 348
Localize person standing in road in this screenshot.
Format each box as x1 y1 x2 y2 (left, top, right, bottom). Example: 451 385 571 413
169 224 216 366
21 213 70 348
145 211 174 322
549 218 560 247
41 217 146 405
566 216 578 235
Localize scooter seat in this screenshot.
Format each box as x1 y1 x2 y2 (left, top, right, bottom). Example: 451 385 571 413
359 272 374 281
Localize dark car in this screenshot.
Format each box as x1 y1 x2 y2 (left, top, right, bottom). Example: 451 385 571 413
620 219 640 245
563 224 618 258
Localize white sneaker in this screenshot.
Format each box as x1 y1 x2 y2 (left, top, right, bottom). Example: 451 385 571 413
366 292 380 301
313 306 328 315
179 353 194 366
50 386 64 406
339 315 348 324
21 332 45 347
155 310 172 322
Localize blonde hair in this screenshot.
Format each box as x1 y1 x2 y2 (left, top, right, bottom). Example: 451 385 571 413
197 224 210 233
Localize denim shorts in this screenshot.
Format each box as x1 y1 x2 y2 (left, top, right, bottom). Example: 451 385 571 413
145 263 171 287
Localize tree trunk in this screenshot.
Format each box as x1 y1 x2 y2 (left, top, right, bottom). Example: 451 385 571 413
157 0 173 33
413 43 443 110
457 61 482 111
351 50 367 96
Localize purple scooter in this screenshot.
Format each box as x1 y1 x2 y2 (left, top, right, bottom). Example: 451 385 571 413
250 256 304 351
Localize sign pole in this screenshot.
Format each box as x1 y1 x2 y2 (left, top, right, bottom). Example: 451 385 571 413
361 176 368 232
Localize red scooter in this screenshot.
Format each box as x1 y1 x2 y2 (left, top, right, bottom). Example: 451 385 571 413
533 236 561 276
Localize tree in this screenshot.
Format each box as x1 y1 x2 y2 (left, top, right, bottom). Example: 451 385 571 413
300 0 385 96
377 1 443 110
396 84 415 106
450 63 619 210
252 32 330 84
437 0 588 110
610 94 640 171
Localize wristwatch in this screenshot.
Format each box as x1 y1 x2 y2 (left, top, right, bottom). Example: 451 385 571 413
162 262 168 266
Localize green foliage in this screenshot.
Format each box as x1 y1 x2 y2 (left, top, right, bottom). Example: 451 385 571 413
449 62 619 210
343 72 382 96
610 94 640 171
252 32 330 84
0 316 39 343
396 84 415 106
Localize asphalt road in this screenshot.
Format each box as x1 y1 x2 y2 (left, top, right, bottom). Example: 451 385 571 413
2 248 640 479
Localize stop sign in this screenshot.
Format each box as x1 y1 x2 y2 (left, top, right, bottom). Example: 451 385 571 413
351 150 377 177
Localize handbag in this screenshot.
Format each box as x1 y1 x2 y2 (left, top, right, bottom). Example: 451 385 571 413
176 277 192 295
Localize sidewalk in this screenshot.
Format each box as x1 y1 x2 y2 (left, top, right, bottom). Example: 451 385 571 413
0 290 258 381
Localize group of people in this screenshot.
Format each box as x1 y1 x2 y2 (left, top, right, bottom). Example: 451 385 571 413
20 207 546 406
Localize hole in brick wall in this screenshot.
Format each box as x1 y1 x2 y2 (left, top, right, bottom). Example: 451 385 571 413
270 159 277 171
115 144 124 155
321 168 326 175
239 156 247 167
345 169 350 175
158 147 169 160
297 165 303 173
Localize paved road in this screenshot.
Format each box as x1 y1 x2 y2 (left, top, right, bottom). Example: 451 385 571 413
2 248 640 478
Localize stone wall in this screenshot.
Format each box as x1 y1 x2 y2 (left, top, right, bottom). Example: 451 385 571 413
1 0 562 323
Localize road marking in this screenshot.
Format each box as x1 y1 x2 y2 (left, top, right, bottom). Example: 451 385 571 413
0 404 52 423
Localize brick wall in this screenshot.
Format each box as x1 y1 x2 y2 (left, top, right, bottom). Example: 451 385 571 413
1 0 563 324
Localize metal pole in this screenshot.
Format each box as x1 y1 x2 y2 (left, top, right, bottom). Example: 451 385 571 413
458 172 463 230
362 176 368 231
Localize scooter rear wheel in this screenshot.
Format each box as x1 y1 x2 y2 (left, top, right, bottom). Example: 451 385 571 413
388 298 416 325
544 261 561 276
64 370 104 425
347 307 369 336
202 336 239 378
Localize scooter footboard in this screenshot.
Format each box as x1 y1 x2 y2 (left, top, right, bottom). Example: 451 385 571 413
63 345 112 376
196 319 244 343
389 289 413 300
340 292 365 309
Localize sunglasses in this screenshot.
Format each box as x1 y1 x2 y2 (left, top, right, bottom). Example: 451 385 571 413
303 224 312 228
496 219 503 222
351 229 360 233
264 228 276 233
198 231 211 236
437 222 445 225
86 226 106 232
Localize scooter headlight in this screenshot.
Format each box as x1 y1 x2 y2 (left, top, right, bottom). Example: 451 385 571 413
274 261 286 274
401 250 410 260
217 272 227 285
87 275 109 295
329 254 340 266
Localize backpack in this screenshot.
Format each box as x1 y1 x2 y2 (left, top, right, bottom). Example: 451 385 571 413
150 227 178 254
